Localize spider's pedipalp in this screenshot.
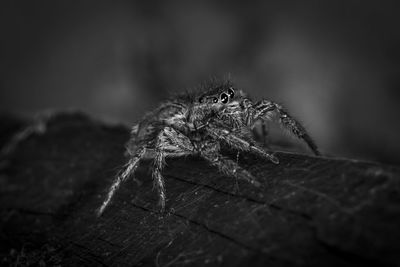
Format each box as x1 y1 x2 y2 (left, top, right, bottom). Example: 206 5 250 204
97 146 146 216
252 100 320 155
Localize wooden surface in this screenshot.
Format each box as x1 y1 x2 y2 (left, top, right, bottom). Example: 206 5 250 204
0 113 399 266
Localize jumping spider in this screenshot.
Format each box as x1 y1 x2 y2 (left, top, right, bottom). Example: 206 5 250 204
97 80 320 216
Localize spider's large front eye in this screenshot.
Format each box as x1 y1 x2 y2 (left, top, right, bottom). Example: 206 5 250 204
227 87 235 98
220 93 229 104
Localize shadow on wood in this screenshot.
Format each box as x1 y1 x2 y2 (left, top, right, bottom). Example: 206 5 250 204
0 113 399 266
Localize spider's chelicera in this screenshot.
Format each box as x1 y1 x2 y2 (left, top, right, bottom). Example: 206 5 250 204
97 80 320 216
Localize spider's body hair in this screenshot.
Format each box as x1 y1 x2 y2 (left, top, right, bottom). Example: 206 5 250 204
97 80 320 216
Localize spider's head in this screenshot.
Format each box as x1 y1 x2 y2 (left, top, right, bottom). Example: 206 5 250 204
197 85 237 106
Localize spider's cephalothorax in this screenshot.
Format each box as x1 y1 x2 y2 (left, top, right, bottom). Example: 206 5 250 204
97 80 320 215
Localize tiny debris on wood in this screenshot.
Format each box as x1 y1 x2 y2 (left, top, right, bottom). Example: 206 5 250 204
0 112 399 267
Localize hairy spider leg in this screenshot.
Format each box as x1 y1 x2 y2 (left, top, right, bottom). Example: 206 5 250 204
198 143 261 188
97 147 146 216
252 100 320 156
152 127 195 211
152 140 166 212
205 124 279 164
250 120 270 148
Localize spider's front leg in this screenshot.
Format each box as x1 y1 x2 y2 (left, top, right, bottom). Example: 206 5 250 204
205 124 279 164
251 100 320 155
197 140 261 188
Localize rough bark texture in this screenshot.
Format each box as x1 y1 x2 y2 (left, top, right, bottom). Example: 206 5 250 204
0 113 399 266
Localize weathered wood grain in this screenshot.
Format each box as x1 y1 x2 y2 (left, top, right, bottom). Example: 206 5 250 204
0 113 399 266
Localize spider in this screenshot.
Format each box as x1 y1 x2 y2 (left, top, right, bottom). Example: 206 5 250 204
97 80 320 216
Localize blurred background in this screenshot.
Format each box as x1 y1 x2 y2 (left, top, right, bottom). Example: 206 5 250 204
0 0 399 164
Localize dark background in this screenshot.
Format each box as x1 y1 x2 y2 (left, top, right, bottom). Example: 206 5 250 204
1 0 399 164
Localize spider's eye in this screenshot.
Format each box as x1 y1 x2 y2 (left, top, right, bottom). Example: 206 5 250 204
220 93 229 104
213 97 218 103
227 87 235 98
198 97 204 103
